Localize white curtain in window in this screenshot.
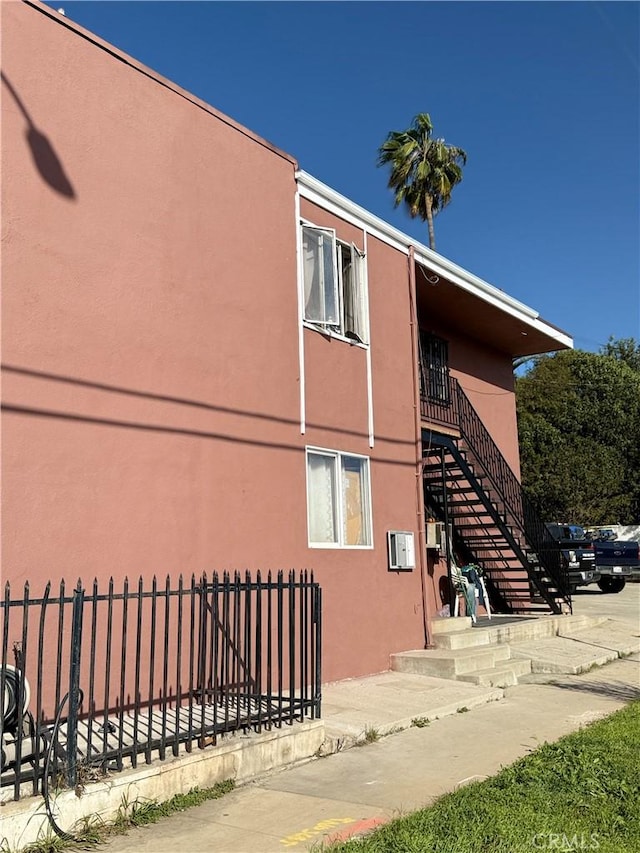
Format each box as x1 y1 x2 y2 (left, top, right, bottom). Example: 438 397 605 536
342 247 356 338
307 453 337 544
303 229 321 321
302 226 338 325
343 246 367 344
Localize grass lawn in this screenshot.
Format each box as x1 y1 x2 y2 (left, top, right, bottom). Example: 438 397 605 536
330 700 640 853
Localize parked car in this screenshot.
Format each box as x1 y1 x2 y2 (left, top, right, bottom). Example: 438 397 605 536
545 523 640 593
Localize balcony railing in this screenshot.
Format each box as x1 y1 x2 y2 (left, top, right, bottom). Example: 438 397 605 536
420 381 459 431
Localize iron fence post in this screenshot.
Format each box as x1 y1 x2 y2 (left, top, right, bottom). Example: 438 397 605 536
313 583 322 718
66 581 84 788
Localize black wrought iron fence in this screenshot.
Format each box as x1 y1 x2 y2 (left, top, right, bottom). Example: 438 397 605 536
1 571 322 801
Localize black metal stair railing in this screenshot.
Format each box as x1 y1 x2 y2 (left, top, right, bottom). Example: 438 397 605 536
422 376 571 606
423 437 564 613
453 382 569 600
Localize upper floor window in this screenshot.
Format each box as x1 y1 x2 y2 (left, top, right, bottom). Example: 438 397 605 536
301 224 368 344
420 332 450 404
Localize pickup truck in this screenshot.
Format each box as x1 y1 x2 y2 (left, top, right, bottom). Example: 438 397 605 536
545 523 640 593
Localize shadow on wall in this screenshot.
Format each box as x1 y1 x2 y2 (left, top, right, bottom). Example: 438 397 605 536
0 364 417 464
1 71 76 199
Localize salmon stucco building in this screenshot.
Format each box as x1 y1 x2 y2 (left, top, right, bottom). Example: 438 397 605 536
2 0 573 689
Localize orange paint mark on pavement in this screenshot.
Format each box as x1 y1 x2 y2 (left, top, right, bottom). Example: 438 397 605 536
326 816 388 844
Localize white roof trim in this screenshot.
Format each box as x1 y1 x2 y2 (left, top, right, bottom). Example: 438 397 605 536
296 170 573 350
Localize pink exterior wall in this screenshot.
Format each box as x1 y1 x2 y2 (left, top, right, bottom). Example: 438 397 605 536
2 5 301 583
451 336 520 477
2 2 427 684
1 2 556 688
300 200 427 679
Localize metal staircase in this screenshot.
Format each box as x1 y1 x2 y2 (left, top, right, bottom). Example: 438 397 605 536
422 378 571 615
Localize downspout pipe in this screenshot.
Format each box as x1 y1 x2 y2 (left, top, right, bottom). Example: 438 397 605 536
408 247 430 648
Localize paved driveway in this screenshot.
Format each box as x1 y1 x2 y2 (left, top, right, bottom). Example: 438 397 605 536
571 580 640 629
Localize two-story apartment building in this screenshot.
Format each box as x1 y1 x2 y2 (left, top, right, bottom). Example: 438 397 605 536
2 0 572 685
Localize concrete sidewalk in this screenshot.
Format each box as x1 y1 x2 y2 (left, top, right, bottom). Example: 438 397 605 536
96 587 639 853
98 655 640 853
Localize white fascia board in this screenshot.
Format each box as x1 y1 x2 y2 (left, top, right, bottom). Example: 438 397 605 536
296 170 573 349
519 317 574 350
297 171 410 255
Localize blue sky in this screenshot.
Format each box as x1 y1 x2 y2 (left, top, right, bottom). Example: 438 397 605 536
45 1 639 352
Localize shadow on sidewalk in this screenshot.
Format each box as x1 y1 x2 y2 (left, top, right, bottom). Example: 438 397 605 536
547 675 640 702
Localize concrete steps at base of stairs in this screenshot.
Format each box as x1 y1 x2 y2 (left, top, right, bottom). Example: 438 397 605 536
391 612 612 686
510 618 640 675
390 645 514 679
429 613 605 648
457 658 532 688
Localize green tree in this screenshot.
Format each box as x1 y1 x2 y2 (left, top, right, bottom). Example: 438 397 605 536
600 336 640 372
516 344 640 524
377 113 466 251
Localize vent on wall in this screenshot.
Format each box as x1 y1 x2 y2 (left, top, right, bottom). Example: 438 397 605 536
426 521 446 554
387 531 415 571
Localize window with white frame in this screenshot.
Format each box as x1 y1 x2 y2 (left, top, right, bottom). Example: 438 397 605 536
301 224 369 344
306 448 372 547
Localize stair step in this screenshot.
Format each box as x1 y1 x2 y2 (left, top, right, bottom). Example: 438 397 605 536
428 617 473 636
433 628 493 650
457 659 532 687
391 645 511 678
455 517 503 524
466 545 514 552
451 505 499 512
461 536 501 543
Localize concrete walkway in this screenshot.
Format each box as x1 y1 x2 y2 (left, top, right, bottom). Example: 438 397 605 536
96 585 639 853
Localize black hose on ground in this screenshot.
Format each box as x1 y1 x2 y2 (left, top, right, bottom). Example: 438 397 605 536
42 690 85 843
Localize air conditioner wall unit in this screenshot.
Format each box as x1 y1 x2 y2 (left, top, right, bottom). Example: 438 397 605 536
387 531 415 571
426 521 446 553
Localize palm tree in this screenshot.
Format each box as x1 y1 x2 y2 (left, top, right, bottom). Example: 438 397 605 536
378 113 466 251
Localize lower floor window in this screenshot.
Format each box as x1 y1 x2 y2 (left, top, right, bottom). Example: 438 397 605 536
306 448 372 547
